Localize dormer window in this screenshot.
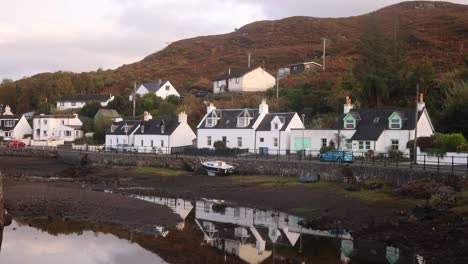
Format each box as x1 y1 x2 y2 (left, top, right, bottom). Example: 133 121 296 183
390 118 401 129
388 112 402 129
274 123 279 129
237 109 251 128
343 113 356 129
206 117 216 127
344 119 355 129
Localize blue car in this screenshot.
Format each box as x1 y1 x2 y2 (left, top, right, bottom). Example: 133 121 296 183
319 150 353 163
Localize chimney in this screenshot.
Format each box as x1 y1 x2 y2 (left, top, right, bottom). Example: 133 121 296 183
343 96 354 114
3 105 13 115
259 99 269 114
207 103 216 113
228 68 231 76
161 120 165 134
417 92 426 112
143 111 152 121
158 79 162 85
178 111 187 123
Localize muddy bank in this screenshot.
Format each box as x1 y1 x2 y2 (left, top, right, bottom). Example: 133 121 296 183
4 180 181 234
2 156 468 263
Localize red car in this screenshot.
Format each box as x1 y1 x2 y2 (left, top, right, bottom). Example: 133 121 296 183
7 140 26 148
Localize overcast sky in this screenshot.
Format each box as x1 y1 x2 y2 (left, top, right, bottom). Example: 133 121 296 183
1 0 467 80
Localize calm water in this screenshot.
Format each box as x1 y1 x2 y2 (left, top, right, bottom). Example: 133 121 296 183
0 220 166 264
0 193 421 264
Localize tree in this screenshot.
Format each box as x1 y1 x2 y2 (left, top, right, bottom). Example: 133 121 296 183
438 81 468 138
79 102 102 118
165 95 180 105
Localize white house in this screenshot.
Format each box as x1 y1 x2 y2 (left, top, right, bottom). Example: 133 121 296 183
197 99 303 153
32 114 85 145
131 80 180 100
255 112 304 155
213 66 276 94
0 105 32 141
105 112 196 153
56 94 114 110
290 95 435 154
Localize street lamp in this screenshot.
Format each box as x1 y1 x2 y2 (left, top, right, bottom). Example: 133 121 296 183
301 114 305 156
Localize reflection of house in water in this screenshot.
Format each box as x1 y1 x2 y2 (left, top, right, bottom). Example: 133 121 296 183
194 200 352 264
132 196 194 230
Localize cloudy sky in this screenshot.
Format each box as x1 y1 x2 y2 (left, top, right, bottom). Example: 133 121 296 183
1 0 467 80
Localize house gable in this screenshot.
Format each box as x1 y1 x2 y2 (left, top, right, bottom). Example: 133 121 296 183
343 113 357 129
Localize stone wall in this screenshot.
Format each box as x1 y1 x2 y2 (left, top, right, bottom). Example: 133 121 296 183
0 147 57 159
56 150 451 186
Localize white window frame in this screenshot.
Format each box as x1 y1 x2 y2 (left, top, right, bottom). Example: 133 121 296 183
390 119 401 129
165 85 170 91
59 102 65 106
274 123 279 130
5 131 11 137
207 136 212 146
65 131 71 137
365 141 371 150
321 138 327 148
273 137 278 147
206 118 215 127
237 137 242 147
358 141 364 150
259 138 264 143
345 119 355 129
161 140 164 147
4 120 13 127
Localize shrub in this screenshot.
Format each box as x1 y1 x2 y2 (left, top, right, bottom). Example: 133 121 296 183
320 145 335 154
397 180 446 199
386 147 404 160
213 141 226 150
429 186 455 211
433 133 467 154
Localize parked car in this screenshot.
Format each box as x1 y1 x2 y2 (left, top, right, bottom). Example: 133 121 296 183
7 140 26 148
319 150 353 163
112 144 136 153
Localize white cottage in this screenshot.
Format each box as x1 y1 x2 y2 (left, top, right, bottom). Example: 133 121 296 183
106 112 196 153
255 112 304 155
290 96 435 154
0 106 32 141
197 100 303 153
131 80 180 100
32 114 85 145
213 66 276 94
56 94 114 110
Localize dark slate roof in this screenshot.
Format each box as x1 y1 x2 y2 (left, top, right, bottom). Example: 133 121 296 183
255 112 296 131
141 81 168 92
198 109 261 129
107 120 141 135
58 94 111 102
332 107 421 141
213 67 258 81
134 119 180 135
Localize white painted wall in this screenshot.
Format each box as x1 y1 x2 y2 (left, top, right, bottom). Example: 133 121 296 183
56 96 114 110
290 129 356 155
155 81 180 99
32 114 83 142
242 68 276 92
135 81 180 99
212 68 275 94
197 129 255 150
11 115 33 140
417 148 468 165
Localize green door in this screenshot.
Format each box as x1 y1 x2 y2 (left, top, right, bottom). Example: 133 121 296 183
294 137 311 151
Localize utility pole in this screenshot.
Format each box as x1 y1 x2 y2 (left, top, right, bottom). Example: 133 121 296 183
132 81 137 117
413 83 419 163
322 38 327 71
276 75 279 101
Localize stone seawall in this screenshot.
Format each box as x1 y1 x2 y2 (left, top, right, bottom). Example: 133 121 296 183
57 150 446 186
0 147 57 159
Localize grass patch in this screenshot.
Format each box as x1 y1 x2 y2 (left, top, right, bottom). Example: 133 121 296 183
131 166 189 177
451 190 468 214
338 188 424 207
